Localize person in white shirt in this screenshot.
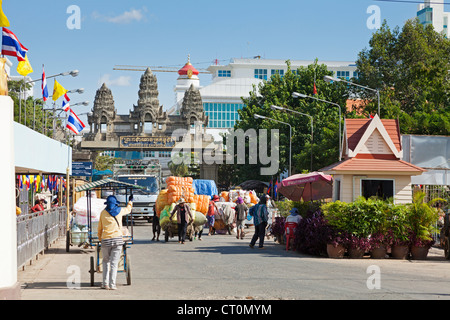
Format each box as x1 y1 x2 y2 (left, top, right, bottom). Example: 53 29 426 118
286 208 302 225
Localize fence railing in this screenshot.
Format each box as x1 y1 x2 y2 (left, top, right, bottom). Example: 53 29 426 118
16 207 67 270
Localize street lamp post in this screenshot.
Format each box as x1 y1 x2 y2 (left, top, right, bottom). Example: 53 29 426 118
270 105 313 172
324 75 380 116
291 92 342 161
254 113 292 177
19 69 79 124
33 88 84 132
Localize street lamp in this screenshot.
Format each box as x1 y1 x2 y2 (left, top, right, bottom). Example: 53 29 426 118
33 88 84 132
19 69 79 124
270 104 313 172
292 92 341 161
254 113 292 176
324 75 380 116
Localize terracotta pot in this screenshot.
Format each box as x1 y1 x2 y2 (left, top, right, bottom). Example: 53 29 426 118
391 245 409 259
348 247 365 259
370 245 387 259
327 243 345 259
410 245 429 260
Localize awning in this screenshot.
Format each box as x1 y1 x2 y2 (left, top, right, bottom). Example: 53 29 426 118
75 178 146 192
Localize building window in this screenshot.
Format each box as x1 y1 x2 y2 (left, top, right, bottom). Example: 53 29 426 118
218 70 231 77
143 151 155 158
100 151 115 157
271 69 284 76
204 102 244 128
334 179 341 201
361 179 394 201
254 69 268 80
158 151 171 158
353 71 359 79
337 71 350 80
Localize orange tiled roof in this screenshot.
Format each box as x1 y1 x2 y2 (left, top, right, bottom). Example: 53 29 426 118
345 118 402 153
321 158 425 173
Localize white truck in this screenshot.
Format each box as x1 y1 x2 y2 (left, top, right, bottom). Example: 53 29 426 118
112 159 161 222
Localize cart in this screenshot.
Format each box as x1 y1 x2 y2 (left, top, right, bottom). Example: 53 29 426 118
74 178 148 286
65 215 89 252
164 220 195 242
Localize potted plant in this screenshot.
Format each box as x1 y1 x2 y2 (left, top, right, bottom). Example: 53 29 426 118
385 204 411 259
369 232 389 259
348 235 370 259
410 232 435 260
326 228 349 258
406 192 441 260
295 209 329 257
271 216 286 244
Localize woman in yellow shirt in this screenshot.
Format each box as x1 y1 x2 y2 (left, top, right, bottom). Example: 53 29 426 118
98 195 133 290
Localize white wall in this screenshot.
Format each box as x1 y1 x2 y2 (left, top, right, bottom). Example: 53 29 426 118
14 123 72 175
0 96 17 291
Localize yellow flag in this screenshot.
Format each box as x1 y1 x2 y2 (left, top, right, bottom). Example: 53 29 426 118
0 0 10 27
53 79 67 101
17 54 33 76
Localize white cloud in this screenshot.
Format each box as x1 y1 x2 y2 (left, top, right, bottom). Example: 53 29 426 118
99 74 132 87
92 7 147 24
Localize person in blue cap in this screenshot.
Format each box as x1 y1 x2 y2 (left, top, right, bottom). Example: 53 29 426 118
98 194 133 290
286 208 302 225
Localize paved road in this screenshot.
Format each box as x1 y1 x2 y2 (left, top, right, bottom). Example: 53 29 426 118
18 221 450 300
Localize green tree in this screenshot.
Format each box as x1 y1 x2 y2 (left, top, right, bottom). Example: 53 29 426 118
8 79 55 135
226 60 349 184
355 19 450 135
94 154 116 171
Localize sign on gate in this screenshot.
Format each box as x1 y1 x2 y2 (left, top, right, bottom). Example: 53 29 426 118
72 161 93 177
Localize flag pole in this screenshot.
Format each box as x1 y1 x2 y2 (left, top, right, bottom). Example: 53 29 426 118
66 128 71 233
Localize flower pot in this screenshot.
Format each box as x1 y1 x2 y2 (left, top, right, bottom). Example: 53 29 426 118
327 243 345 259
370 245 387 259
348 247 365 259
391 245 409 259
410 245 429 260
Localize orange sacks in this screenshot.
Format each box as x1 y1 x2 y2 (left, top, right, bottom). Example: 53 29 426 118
249 191 258 204
165 176 193 187
156 189 169 217
193 194 209 215
220 191 229 202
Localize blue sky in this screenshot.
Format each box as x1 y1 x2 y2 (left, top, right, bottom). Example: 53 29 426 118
4 0 427 123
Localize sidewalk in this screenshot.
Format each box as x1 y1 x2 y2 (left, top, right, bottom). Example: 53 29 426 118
18 238 108 300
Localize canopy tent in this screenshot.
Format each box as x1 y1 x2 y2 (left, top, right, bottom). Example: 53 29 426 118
238 180 269 193
75 178 147 193
278 172 333 202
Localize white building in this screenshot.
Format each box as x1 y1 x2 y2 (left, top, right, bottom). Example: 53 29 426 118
417 0 450 38
172 57 357 140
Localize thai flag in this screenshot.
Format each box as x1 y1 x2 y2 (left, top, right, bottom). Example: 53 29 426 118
42 66 49 102
1 27 27 61
66 109 85 134
62 93 70 112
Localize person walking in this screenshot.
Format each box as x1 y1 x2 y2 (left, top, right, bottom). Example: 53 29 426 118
249 194 269 249
170 198 193 244
98 195 133 290
207 195 219 235
234 197 248 240
152 204 161 241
